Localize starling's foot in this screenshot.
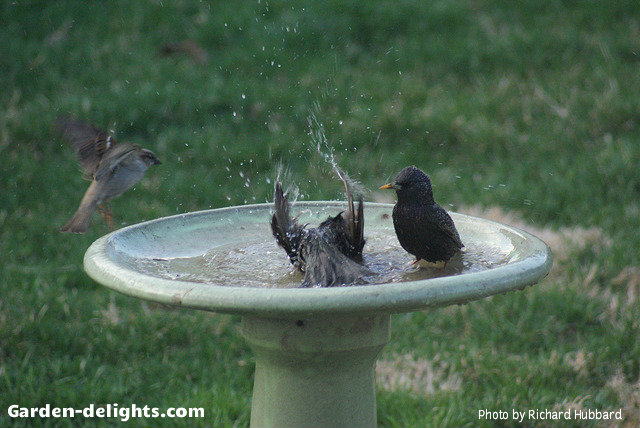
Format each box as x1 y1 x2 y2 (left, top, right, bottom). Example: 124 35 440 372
406 259 421 268
416 260 446 270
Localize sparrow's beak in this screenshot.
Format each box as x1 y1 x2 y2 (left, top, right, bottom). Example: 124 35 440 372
379 182 397 190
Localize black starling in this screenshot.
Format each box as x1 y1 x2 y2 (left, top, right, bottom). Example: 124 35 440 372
380 166 463 267
271 176 367 288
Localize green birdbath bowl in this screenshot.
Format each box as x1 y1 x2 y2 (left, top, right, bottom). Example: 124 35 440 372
84 202 552 428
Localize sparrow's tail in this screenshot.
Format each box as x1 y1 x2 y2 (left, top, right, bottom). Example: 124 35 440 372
61 183 99 234
61 204 96 233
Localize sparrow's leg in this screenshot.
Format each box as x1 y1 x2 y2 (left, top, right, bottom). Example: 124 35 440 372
98 203 114 229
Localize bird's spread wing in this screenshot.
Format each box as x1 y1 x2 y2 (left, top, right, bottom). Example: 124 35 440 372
336 167 365 259
93 144 138 181
271 182 305 268
344 195 365 259
55 117 115 179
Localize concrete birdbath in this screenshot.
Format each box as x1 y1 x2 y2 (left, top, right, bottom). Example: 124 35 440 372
84 202 552 428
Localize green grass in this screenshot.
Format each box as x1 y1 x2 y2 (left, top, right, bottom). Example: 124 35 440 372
2 0 640 426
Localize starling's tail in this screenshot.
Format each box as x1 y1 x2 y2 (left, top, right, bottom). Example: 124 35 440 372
271 182 305 268
300 230 369 288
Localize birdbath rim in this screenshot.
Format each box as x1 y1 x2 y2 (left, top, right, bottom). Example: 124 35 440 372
84 201 552 319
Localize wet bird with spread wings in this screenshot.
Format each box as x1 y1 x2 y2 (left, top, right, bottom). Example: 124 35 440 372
56 117 161 233
380 166 463 267
271 172 367 288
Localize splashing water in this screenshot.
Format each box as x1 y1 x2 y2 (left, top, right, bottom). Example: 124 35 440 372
273 161 300 204
306 102 366 200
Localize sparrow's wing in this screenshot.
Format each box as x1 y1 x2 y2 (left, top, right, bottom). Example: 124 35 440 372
93 144 138 182
271 182 305 268
55 117 116 179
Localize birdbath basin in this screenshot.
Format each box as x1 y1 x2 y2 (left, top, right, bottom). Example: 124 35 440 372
84 202 552 428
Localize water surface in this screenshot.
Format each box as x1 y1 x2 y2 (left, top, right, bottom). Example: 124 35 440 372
130 213 515 288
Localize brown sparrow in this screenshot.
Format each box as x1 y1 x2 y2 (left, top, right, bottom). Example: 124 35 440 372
56 117 161 233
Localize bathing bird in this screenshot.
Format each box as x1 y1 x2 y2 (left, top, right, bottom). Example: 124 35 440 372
56 117 161 233
271 174 367 287
380 166 463 267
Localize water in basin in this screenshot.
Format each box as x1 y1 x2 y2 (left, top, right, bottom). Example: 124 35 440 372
126 207 518 288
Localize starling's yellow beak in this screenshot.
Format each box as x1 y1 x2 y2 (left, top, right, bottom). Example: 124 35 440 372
379 182 396 190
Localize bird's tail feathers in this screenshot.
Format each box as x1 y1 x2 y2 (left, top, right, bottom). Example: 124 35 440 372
61 183 99 233
60 201 96 233
271 182 305 267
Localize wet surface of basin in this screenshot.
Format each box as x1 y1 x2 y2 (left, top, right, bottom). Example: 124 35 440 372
84 202 552 318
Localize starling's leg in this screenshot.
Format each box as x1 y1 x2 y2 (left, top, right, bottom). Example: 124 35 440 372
405 258 421 269
430 260 447 270
98 203 114 229
416 260 446 270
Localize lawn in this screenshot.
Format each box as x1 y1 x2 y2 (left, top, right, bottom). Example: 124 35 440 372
1 1 639 427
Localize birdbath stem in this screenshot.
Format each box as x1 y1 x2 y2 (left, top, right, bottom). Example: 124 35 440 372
241 313 391 428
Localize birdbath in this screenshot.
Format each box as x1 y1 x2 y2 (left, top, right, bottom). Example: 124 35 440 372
84 202 552 428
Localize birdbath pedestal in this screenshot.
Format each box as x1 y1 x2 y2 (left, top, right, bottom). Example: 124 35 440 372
84 202 552 428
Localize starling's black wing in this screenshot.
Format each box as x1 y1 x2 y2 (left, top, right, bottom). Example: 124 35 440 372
393 202 463 263
335 167 365 259
271 182 305 269
430 204 464 249
55 117 115 179
344 195 365 259
299 229 368 288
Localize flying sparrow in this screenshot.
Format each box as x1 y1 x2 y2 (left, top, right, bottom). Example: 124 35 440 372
271 171 367 288
56 117 161 233
380 166 463 267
